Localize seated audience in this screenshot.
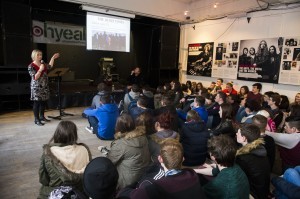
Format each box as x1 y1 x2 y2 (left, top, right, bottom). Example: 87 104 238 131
90 82 110 109
252 115 276 170
38 121 92 198
272 166 300 199
123 84 140 113
171 81 184 108
177 96 208 124
291 92 300 106
154 94 179 132
195 135 250 199
84 94 119 140
279 95 290 113
265 116 300 172
226 94 240 120
180 110 210 167
290 104 300 117
236 124 271 199
236 99 261 124
238 85 249 101
141 85 154 109
262 91 274 109
256 109 276 132
222 82 238 96
211 103 236 139
135 112 156 136
148 111 179 163
211 78 223 95
83 157 118 199
107 114 150 189
247 83 263 105
117 140 206 199
268 93 284 131
207 92 226 129
153 86 164 109
129 95 153 121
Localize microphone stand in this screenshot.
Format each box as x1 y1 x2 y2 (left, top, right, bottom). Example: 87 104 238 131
48 69 73 120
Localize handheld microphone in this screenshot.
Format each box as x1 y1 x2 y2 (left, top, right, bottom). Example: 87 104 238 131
41 60 44 64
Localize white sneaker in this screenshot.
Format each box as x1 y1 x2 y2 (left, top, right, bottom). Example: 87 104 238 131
85 126 94 134
97 146 109 155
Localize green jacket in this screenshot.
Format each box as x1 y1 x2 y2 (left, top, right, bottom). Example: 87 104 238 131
203 164 250 199
38 143 92 199
107 126 150 189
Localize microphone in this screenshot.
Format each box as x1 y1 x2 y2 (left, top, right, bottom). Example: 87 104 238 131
41 60 44 64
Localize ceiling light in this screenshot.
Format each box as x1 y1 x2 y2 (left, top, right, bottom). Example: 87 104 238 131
184 11 189 16
214 3 218 8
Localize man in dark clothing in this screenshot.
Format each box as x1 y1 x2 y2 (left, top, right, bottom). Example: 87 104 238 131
117 140 206 199
127 67 144 87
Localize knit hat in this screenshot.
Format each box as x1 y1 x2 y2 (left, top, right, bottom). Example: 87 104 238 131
83 157 118 199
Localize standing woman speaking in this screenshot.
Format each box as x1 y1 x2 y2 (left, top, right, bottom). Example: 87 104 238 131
28 49 60 126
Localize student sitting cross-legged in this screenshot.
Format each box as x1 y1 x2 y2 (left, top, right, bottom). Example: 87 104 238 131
117 139 206 199
83 94 119 140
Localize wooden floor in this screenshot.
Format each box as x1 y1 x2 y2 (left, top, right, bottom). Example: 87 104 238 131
0 107 111 199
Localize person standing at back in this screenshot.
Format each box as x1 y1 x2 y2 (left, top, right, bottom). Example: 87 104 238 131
28 49 60 126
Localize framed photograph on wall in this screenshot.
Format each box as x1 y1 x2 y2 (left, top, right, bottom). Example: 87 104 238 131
187 42 214 77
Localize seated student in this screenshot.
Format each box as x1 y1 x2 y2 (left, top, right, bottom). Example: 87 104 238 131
154 93 179 132
222 82 238 96
38 121 92 198
107 114 150 189
256 109 276 132
117 140 206 199
154 86 164 109
252 115 276 171
211 103 236 139
265 116 300 172
271 166 300 199
91 82 110 109
268 93 284 131
226 94 240 120
180 110 210 167
236 124 271 199
236 99 261 124
83 157 119 199
141 85 155 109
124 84 140 113
194 135 250 199
177 96 208 124
129 95 153 122
148 111 179 163
84 94 119 140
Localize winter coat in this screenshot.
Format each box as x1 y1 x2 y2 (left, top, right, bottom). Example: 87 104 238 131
38 143 92 199
236 139 271 199
107 126 150 189
83 103 119 140
212 119 236 138
180 121 210 166
148 129 180 162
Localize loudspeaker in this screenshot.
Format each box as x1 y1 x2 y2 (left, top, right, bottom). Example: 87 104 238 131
1 1 31 36
3 35 32 66
159 26 179 69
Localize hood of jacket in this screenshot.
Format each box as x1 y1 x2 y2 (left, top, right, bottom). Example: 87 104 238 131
114 126 147 148
236 138 267 157
129 91 140 99
143 90 154 98
184 121 206 132
150 129 179 145
43 143 92 179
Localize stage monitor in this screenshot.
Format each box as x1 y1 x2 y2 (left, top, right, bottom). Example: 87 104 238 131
86 12 130 52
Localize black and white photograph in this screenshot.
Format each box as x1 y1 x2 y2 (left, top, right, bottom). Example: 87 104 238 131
212 41 239 79
187 42 214 77
237 37 282 83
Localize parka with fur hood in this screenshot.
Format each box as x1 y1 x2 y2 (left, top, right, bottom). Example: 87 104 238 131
236 138 271 199
107 126 150 189
38 143 92 199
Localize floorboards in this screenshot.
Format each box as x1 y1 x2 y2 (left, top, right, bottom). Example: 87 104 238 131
0 107 111 199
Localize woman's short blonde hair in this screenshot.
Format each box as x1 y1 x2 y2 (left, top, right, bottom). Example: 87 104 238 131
31 49 42 61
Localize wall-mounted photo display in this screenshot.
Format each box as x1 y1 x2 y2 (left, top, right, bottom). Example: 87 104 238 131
237 37 283 83
186 42 214 77
212 41 239 79
279 37 300 85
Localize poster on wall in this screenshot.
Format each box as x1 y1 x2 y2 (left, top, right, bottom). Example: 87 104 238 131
187 42 214 77
212 41 239 79
237 37 283 83
278 37 300 85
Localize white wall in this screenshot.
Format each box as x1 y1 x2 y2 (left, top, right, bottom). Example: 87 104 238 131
179 7 300 101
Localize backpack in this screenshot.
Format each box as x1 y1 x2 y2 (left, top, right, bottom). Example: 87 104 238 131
128 94 138 112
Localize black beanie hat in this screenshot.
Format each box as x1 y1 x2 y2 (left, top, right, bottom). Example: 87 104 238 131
83 157 119 199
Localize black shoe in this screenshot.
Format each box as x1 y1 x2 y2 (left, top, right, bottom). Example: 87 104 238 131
40 117 50 122
34 120 44 126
